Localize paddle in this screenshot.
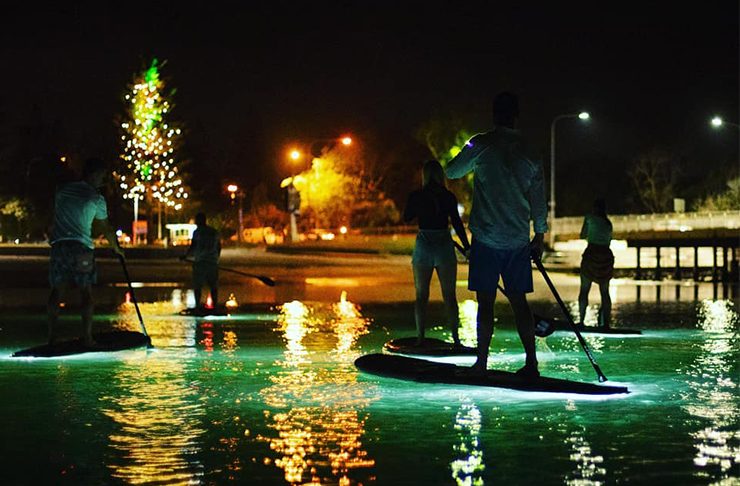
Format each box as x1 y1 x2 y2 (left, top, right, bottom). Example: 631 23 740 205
533 256 608 382
181 258 276 287
452 241 556 338
117 255 153 348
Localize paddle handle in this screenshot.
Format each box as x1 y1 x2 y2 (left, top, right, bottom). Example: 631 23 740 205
533 257 608 382
118 255 150 339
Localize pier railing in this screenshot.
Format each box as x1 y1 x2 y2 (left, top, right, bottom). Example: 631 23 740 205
553 210 740 240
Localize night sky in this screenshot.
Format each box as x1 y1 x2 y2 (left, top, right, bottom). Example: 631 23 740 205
1 2 738 215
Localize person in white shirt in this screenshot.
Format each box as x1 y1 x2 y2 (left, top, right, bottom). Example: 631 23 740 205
446 92 548 378
48 157 124 346
578 198 614 328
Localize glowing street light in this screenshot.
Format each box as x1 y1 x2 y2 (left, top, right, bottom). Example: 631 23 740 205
711 116 740 129
550 111 591 246
290 150 301 160
226 184 243 243
341 137 352 146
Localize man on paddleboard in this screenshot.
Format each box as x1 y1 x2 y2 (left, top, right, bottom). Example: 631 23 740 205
446 92 548 378
47 157 125 346
180 212 221 310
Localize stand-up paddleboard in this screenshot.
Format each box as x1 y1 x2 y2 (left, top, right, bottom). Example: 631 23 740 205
12 331 151 358
549 320 642 335
384 337 477 357
179 307 230 317
355 353 629 395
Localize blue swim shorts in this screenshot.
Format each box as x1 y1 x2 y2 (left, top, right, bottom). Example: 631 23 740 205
468 239 533 294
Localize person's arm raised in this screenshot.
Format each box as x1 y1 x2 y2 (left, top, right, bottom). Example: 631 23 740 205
445 135 482 179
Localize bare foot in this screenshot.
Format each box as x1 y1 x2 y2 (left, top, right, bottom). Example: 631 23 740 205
515 364 540 379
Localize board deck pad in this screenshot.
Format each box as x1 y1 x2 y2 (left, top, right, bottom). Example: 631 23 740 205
384 337 477 357
12 331 151 358
356 353 629 395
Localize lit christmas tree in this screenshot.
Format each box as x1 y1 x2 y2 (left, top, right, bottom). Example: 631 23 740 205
117 59 188 239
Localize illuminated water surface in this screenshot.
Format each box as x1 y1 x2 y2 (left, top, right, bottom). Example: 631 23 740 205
1 287 738 485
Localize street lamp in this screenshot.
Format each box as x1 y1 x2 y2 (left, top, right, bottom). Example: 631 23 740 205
550 111 590 246
711 116 740 129
226 184 243 243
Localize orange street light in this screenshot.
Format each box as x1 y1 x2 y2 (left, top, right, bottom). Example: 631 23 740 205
341 137 352 146
290 150 301 160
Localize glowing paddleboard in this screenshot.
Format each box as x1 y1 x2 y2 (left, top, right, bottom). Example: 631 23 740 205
12 331 151 358
384 337 477 357
355 353 629 395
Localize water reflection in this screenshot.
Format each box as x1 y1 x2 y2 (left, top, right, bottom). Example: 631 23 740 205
564 428 606 485
680 299 739 480
437 299 480 348
450 397 485 486
101 349 205 485
258 292 376 485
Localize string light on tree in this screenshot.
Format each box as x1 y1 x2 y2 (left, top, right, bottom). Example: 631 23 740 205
117 59 188 219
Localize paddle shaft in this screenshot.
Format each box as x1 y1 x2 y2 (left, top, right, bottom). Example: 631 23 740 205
117 255 150 338
533 257 608 382
452 241 556 337
182 258 275 286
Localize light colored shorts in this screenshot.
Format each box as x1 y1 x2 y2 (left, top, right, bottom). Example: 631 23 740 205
411 230 456 268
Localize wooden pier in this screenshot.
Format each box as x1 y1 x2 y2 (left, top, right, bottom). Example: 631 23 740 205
626 229 739 281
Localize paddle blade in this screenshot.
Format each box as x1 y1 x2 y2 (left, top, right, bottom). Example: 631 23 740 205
534 314 556 337
258 276 276 287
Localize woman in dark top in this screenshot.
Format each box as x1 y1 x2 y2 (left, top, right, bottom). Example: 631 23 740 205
404 160 471 347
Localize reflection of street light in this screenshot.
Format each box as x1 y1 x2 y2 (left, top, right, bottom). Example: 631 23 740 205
550 111 590 246
226 184 243 243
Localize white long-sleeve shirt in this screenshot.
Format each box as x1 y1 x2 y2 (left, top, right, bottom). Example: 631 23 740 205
446 127 548 249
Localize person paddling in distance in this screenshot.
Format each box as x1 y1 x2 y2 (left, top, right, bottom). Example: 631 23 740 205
446 92 548 378
180 212 221 310
404 160 471 348
578 198 614 329
47 157 125 347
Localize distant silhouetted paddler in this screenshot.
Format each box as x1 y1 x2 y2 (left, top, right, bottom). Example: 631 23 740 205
578 198 614 328
181 212 221 309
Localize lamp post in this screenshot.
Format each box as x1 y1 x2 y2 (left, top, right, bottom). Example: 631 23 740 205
549 111 590 247
226 184 243 243
286 135 354 231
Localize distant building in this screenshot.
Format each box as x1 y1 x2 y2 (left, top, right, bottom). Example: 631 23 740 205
166 223 197 246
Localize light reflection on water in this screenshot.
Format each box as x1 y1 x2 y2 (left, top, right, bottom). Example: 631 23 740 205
100 349 206 485
450 397 485 486
680 299 739 480
3 281 740 485
258 292 376 485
